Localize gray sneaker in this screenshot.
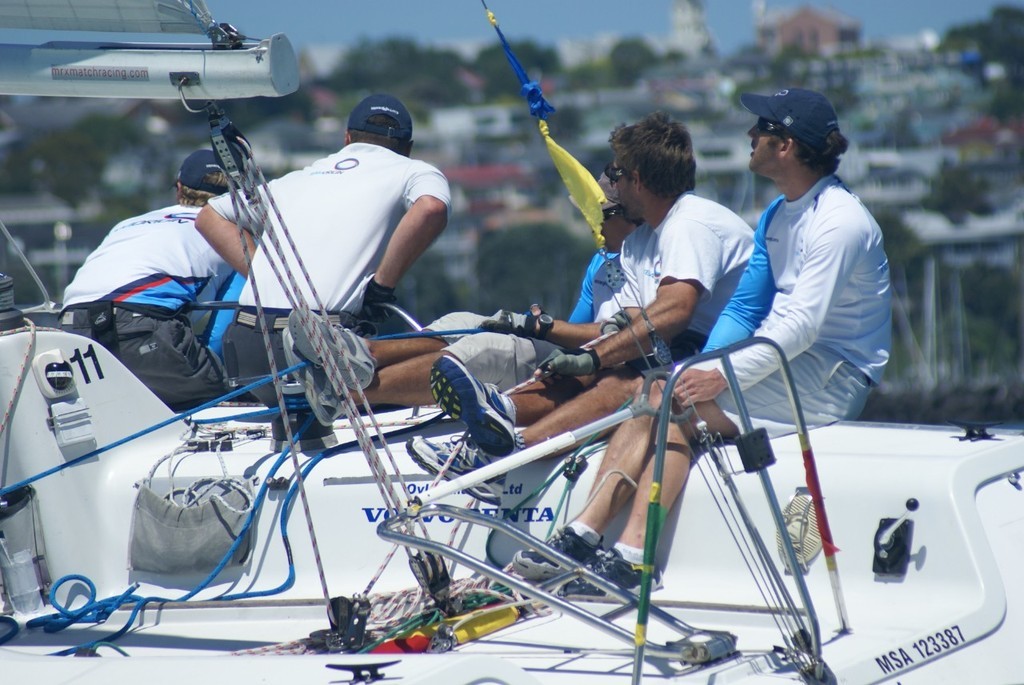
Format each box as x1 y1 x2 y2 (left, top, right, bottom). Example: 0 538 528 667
284 311 376 425
512 527 603 581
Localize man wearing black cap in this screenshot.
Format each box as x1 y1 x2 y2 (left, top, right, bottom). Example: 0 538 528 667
515 89 892 598
60 150 235 410
195 93 450 407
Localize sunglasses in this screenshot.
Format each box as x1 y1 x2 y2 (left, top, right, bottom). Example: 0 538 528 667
604 162 628 184
756 117 788 136
602 205 625 220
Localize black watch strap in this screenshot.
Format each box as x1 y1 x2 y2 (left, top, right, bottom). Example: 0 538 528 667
536 313 554 340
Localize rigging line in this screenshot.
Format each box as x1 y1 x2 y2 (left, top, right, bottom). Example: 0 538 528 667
219 141 335 608
679 375 813 638
666 377 814 661
222 131 432 578
230 147 412 518
691 439 808 659
0 217 55 311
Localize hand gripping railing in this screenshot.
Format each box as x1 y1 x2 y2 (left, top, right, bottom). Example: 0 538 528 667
378 503 737 666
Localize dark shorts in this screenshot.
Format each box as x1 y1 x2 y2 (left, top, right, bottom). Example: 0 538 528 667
61 303 227 410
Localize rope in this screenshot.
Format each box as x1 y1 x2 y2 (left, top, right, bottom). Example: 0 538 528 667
0 319 35 441
0 363 300 499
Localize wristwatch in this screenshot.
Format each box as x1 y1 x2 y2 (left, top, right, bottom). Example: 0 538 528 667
536 312 554 340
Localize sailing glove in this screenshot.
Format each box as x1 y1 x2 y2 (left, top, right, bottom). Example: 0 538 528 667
480 309 530 336
538 348 601 377
358 278 397 323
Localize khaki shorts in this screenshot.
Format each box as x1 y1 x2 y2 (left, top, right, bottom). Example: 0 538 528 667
426 311 562 390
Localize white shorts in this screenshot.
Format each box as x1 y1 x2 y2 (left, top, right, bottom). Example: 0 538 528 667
425 311 562 390
716 346 872 437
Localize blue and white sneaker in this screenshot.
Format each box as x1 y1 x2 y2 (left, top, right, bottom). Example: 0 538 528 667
406 436 504 506
429 355 518 457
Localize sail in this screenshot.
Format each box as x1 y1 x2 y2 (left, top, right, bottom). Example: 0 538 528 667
0 0 211 35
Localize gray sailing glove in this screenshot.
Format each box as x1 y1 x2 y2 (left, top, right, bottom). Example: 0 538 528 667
600 310 632 336
538 348 601 377
480 309 529 335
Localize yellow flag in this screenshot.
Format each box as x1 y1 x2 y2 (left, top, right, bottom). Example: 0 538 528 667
539 120 606 249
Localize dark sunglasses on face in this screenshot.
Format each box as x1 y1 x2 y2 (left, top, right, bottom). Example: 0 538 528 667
604 162 627 184
602 205 625 220
756 117 788 136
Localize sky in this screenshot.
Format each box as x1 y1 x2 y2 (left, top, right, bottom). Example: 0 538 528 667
205 0 1009 56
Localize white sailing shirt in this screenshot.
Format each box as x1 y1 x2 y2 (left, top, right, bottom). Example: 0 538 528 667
207 142 451 312
63 204 231 310
616 192 754 336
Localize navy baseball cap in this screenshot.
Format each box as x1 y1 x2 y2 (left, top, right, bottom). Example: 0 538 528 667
347 93 413 141
176 150 228 194
740 88 839 152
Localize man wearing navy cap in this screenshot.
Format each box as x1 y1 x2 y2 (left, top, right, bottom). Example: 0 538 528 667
61 150 235 410
518 89 893 598
196 93 450 411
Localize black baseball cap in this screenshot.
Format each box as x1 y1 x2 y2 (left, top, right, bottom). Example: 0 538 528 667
740 88 839 152
176 150 228 194
347 93 413 141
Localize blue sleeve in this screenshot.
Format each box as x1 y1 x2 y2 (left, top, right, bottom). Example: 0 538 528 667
567 252 604 324
704 198 784 351
199 271 244 359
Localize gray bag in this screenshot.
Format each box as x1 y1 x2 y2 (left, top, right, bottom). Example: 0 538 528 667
128 453 255 574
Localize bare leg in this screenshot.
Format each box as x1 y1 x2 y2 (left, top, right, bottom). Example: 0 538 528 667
367 337 445 368
362 351 441 407
611 391 741 549
515 367 642 444
573 412 656 535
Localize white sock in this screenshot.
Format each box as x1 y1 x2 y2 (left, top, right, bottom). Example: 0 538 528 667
566 521 602 547
613 542 645 565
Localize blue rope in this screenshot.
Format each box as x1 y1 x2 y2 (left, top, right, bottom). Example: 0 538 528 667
19 412 445 654
0 615 18 646
0 362 305 499
480 0 556 120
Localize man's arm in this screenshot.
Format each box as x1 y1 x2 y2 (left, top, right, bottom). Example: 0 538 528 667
591 277 702 368
371 195 448 288
195 205 256 277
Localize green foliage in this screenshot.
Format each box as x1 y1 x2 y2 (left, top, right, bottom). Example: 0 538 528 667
22 130 106 207
395 249 467 326
987 84 1024 121
475 223 593 317
473 40 561 101
327 38 469 107
943 5 1024 87
922 165 992 222
609 38 659 87
874 210 926 271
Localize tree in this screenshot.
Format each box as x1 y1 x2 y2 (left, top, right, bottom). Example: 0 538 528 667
922 165 992 222
608 38 658 87
474 40 561 102
24 130 107 208
475 223 593 316
944 6 1024 88
327 38 469 107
